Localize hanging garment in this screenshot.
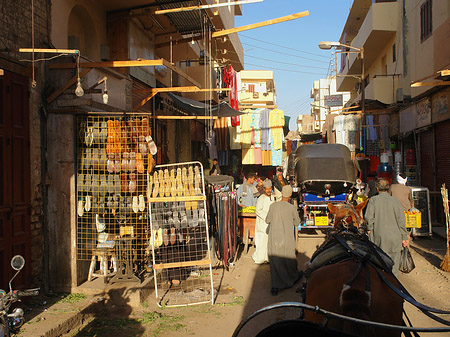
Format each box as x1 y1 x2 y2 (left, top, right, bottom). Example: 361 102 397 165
240 113 252 146
254 147 262 165
229 125 241 150
214 117 229 151
366 115 378 141
260 108 271 151
262 150 272 166
269 128 282 166
208 130 218 160
269 109 285 150
250 112 261 148
242 145 255 165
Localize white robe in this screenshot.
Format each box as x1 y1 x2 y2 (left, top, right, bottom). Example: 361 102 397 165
252 194 274 264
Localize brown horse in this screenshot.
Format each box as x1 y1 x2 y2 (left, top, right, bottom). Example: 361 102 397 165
304 201 404 337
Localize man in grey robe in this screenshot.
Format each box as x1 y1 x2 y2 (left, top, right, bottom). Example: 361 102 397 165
365 178 410 276
265 185 301 295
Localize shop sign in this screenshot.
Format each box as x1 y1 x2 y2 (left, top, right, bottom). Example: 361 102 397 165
324 94 343 107
416 98 431 128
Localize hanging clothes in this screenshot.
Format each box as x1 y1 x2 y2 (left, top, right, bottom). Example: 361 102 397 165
260 108 271 151
207 130 218 161
214 117 229 151
229 125 241 150
269 109 285 150
240 113 252 146
270 128 282 166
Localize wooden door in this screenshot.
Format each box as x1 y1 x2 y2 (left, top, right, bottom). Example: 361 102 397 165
0 70 31 290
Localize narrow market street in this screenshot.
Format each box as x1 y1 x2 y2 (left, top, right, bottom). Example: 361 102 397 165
19 230 450 337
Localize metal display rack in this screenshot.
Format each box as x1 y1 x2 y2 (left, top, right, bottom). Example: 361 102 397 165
76 115 153 282
148 162 214 307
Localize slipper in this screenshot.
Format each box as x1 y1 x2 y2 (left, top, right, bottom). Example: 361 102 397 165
114 174 121 193
95 213 106 233
191 209 199 227
98 196 106 214
129 152 136 172
91 197 99 215
99 148 107 171
107 153 115 173
121 173 128 193
163 169 170 197
99 175 107 196
92 148 100 171
92 174 100 198
176 168 183 196
93 122 100 145
170 227 176 245
177 229 184 243
136 153 144 173
84 174 92 193
147 153 154 173
154 228 162 247
77 174 85 192
138 135 148 154
152 172 160 198
114 153 121 173
180 211 188 228
107 174 115 194
129 172 137 193
146 136 158 155
85 126 94 147
84 195 92 212
142 118 150 137
194 165 202 195
100 121 108 143
132 196 139 213
122 152 130 172
162 228 169 246
85 148 92 170
77 199 84 217
138 194 146 212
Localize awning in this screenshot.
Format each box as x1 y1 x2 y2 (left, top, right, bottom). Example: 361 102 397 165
167 92 243 118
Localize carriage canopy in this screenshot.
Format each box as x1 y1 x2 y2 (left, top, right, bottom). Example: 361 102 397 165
295 144 356 195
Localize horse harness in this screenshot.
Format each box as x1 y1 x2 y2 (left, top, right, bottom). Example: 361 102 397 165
304 229 450 335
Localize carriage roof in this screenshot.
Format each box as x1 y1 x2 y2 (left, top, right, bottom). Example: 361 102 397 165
295 143 356 187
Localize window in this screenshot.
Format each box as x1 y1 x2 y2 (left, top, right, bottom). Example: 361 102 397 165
420 0 432 42
392 43 396 62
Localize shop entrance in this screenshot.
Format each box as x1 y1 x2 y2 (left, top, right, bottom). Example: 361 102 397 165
0 70 31 289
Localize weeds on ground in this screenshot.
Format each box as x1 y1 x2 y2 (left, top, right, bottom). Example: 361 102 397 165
190 304 220 315
216 295 245 307
138 311 186 336
58 293 87 304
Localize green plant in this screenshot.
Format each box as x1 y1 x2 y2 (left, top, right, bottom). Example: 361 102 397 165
58 293 87 304
216 295 245 307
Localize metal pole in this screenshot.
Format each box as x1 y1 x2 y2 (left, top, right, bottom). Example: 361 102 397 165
360 47 365 154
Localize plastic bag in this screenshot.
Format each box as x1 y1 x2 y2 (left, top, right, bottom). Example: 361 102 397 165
399 246 415 273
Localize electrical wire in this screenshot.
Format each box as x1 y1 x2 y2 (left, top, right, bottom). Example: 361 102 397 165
244 62 328 76
239 34 330 59
242 42 330 64
20 53 70 63
244 54 328 70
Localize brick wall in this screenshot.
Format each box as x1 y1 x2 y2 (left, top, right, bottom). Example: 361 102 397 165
0 0 51 287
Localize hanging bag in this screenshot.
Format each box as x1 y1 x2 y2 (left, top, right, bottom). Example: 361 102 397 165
399 246 415 273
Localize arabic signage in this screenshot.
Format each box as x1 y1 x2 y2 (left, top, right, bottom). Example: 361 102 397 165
324 94 343 107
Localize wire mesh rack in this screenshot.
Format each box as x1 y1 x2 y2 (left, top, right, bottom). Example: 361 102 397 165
76 115 155 280
148 162 214 307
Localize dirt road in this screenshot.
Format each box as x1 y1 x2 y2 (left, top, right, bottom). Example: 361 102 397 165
20 231 450 337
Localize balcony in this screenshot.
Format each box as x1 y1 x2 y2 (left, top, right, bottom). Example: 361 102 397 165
337 1 398 92
364 75 400 105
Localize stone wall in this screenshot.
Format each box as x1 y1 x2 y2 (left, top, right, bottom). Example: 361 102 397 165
0 0 51 287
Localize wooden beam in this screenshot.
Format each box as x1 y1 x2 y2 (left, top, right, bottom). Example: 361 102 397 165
152 259 211 270
440 69 450 77
19 48 79 54
133 92 158 111
212 10 309 38
154 0 262 15
48 59 165 69
155 34 203 48
133 87 231 93
46 68 91 104
48 58 202 88
0 69 4 76
411 81 450 87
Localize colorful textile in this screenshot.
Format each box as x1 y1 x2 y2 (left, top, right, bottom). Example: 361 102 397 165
270 128 282 166
254 147 262 165
240 113 252 145
242 145 254 165
269 109 285 150
214 117 229 151
260 109 271 151
229 125 241 150
262 150 272 166
250 112 261 148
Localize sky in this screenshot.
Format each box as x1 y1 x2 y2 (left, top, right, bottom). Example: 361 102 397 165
234 0 353 130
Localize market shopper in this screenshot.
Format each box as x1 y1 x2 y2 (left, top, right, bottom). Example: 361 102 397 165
209 158 221 176
253 177 265 198
236 172 258 208
252 179 274 264
364 178 410 276
390 173 414 211
272 168 289 201
265 185 302 295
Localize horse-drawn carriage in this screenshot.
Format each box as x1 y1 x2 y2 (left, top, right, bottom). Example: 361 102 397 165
293 143 357 231
233 201 450 337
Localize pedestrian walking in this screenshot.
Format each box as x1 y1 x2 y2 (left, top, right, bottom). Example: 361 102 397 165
252 179 274 264
265 185 302 295
364 178 410 276
390 173 414 211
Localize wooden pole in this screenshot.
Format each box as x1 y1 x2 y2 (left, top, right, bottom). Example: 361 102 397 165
212 10 309 38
